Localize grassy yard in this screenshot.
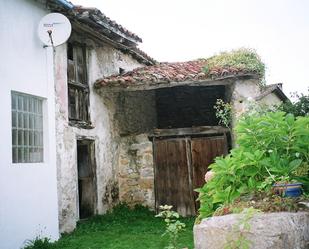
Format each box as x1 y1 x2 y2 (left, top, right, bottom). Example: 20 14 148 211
25 205 195 249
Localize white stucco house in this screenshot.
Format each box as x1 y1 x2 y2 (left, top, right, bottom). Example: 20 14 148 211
0 1 288 249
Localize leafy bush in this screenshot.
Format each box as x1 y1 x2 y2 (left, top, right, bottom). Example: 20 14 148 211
197 111 309 220
280 89 309 117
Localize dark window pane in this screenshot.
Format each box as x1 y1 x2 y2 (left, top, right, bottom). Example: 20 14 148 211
68 60 75 82
67 43 74 60
12 94 17 110
29 130 33 146
12 147 18 163
12 112 17 128
18 148 23 163
18 96 23 110
12 129 17 145
24 113 29 129
24 131 29 146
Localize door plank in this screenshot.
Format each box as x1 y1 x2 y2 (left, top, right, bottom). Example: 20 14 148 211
191 136 228 204
154 138 195 216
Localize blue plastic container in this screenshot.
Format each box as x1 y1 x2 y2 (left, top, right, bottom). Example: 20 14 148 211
273 183 303 197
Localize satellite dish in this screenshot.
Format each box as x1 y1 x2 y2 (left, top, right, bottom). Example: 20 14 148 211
38 13 71 47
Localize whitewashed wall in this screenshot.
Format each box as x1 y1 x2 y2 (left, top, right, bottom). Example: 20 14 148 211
54 34 144 232
258 93 282 107
0 1 59 248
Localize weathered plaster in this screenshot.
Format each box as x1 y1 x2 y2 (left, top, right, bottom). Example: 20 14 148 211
54 34 144 233
231 79 261 119
229 79 261 145
258 93 282 107
115 90 157 135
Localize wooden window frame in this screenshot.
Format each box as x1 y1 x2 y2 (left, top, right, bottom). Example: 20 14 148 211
67 42 92 128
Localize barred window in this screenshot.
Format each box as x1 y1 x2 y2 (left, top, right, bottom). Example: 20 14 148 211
11 92 43 163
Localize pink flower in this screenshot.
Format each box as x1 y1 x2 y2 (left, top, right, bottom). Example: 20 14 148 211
205 171 215 182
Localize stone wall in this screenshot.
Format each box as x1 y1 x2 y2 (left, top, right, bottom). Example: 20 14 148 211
118 134 155 208
194 212 309 249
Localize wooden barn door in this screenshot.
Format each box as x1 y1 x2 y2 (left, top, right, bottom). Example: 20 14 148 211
154 135 227 216
191 136 228 209
154 138 196 216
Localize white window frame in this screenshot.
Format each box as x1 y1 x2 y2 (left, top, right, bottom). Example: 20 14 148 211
11 91 44 163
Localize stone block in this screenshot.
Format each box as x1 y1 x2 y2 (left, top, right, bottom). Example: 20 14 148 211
138 178 154 189
140 167 154 178
126 179 138 186
119 159 129 166
130 141 152 152
143 154 153 163
194 212 309 249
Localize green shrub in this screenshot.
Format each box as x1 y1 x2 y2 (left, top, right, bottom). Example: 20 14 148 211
197 111 309 220
280 89 309 117
23 237 53 249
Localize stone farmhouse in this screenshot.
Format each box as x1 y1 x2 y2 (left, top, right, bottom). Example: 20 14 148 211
0 0 287 248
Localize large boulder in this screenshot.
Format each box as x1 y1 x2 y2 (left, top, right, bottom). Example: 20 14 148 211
194 212 309 249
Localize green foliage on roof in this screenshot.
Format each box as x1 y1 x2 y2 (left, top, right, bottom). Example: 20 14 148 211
204 48 265 78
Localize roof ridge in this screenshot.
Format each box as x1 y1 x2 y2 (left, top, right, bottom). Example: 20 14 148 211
72 5 142 42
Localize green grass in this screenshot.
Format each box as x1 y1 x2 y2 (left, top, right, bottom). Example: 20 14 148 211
24 204 195 249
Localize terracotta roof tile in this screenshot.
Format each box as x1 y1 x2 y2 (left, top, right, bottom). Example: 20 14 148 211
49 0 156 65
72 6 142 42
94 59 259 88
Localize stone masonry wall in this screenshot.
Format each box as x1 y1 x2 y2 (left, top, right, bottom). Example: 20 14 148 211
118 134 155 209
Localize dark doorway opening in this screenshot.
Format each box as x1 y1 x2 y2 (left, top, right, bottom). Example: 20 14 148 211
77 140 97 219
156 85 226 129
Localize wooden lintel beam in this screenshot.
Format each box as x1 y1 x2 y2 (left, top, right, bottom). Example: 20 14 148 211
151 126 229 138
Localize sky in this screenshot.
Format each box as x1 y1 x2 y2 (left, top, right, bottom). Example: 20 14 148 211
72 0 309 96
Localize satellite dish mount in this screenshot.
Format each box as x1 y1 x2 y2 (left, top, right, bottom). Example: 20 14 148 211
38 13 72 49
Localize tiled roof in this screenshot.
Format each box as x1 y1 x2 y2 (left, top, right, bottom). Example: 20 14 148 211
48 0 156 65
72 6 142 43
255 83 288 102
94 59 259 88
